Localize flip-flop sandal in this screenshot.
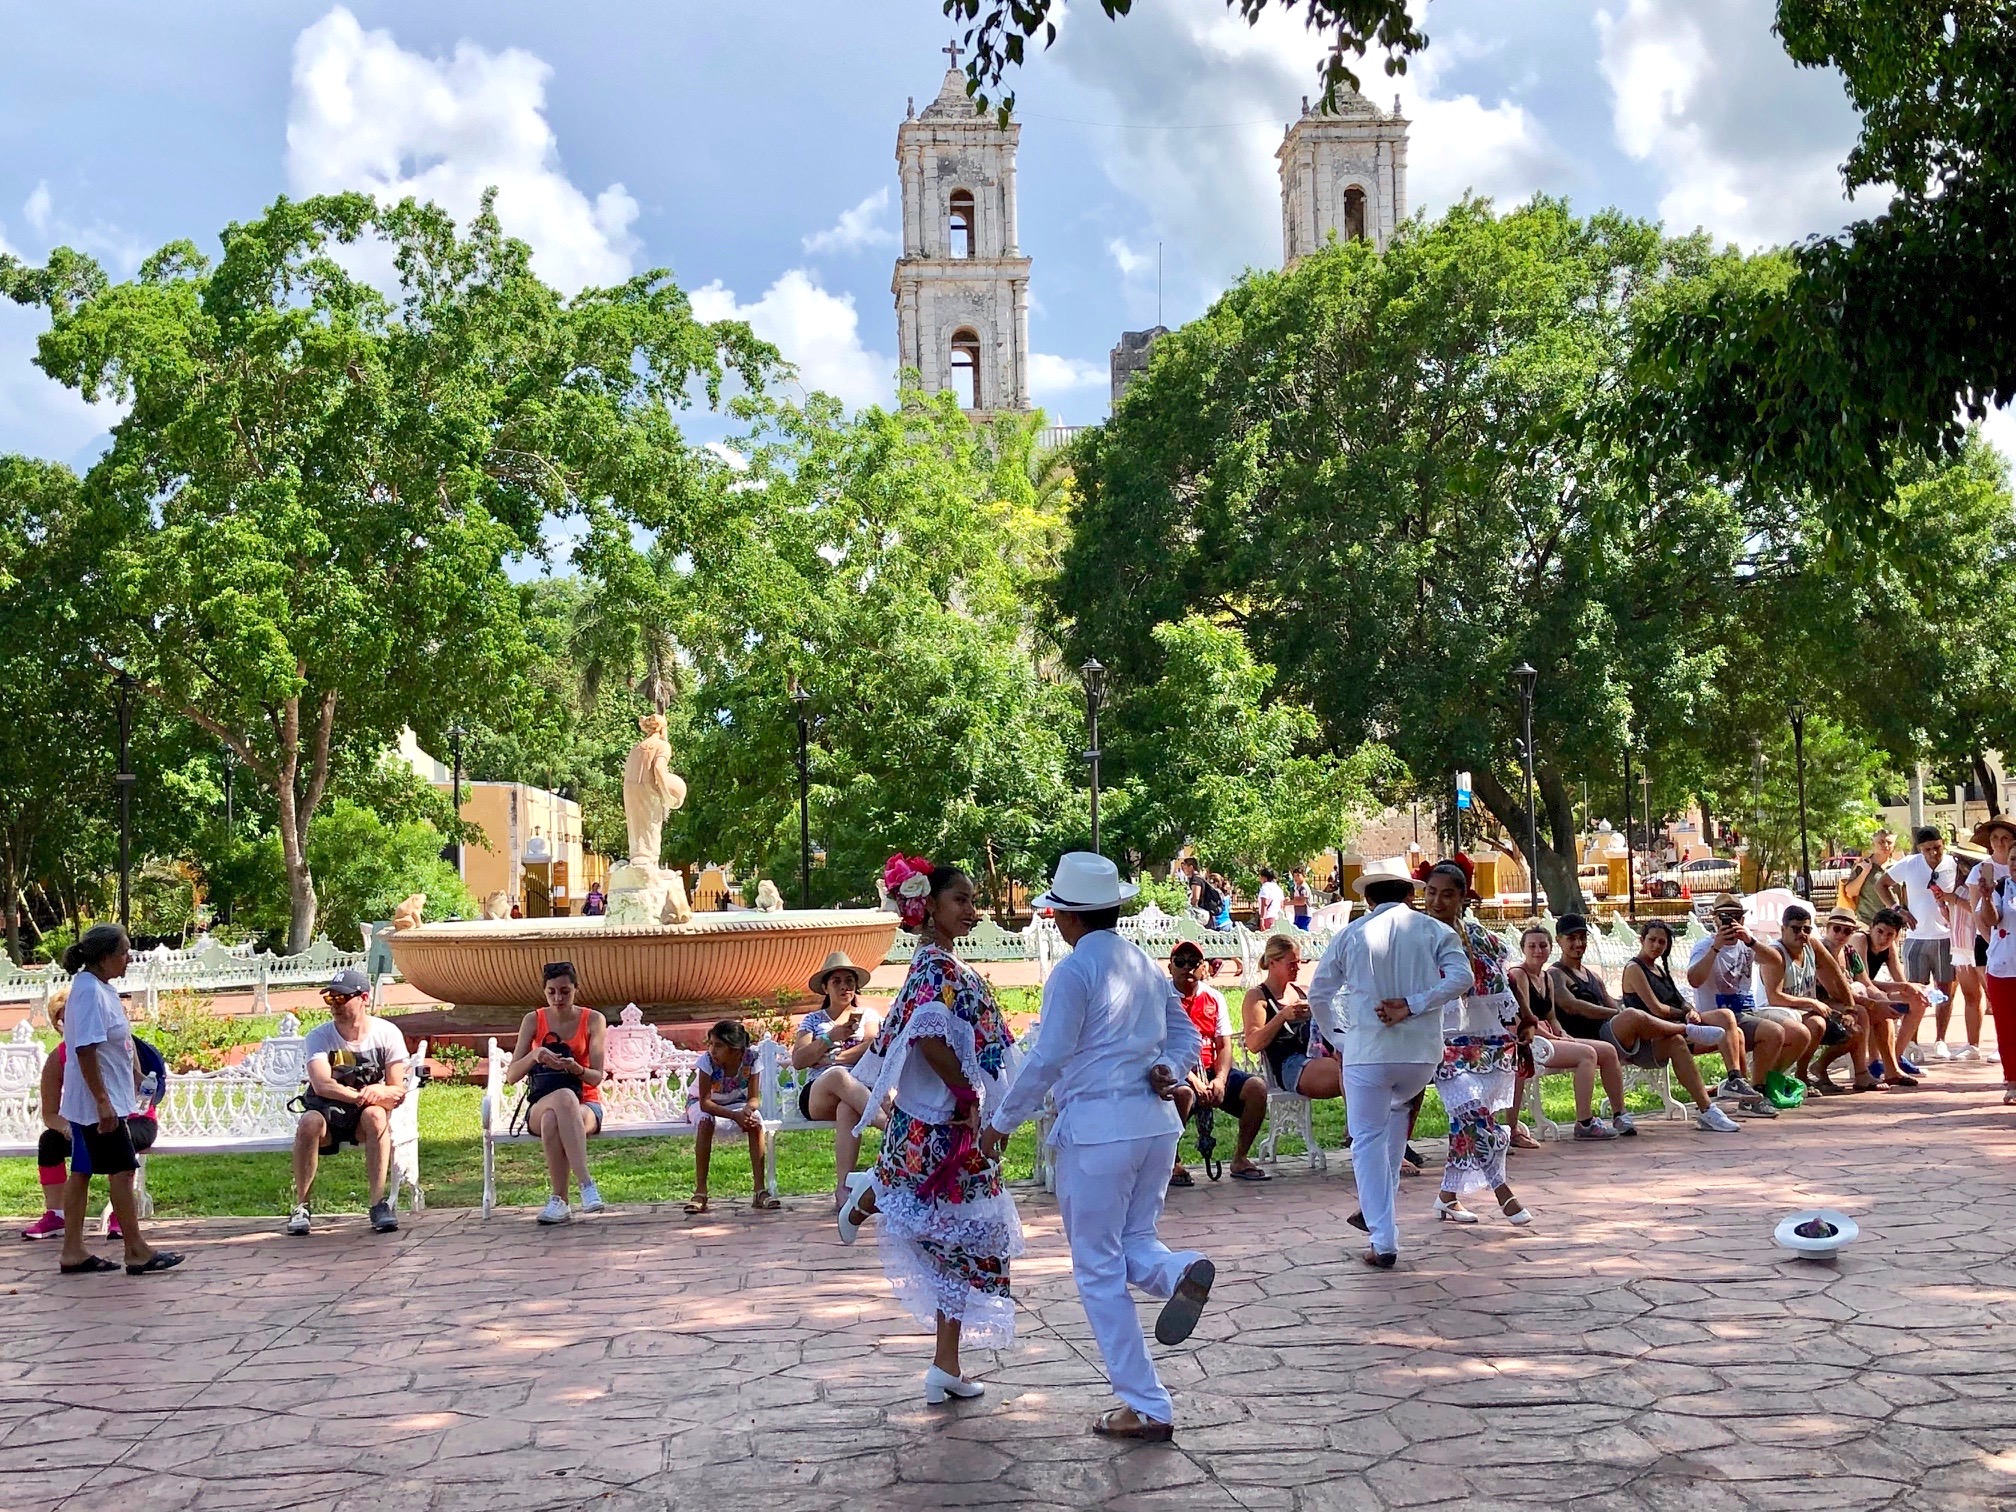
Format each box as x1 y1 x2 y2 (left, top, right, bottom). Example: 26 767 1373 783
683 1195 710 1215
60 1255 119 1275
1092 1408 1174 1441
751 1192 780 1211
1347 1211 1369 1232
1167 1169 1195 1188
1230 1166 1272 1182
125 1252 183 1276
1153 1258 1215 1346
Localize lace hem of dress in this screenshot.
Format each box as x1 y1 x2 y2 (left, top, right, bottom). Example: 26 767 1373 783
852 1004 993 1138
870 1181 1026 1257
876 1235 1018 1350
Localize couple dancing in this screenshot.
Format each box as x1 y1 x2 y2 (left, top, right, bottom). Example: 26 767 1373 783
836 852 1215 1440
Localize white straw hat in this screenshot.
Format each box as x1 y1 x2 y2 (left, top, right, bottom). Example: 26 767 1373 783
1351 857 1421 898
1031 852 1140 911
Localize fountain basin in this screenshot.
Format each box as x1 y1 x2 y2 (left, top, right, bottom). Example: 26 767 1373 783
387 909 901 1012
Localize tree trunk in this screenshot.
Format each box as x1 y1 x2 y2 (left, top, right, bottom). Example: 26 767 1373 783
1974 751 2000 818
1537 766 1589 915
1470 767 1586 915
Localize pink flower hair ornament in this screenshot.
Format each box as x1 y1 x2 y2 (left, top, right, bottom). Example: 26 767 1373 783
882 853 938 929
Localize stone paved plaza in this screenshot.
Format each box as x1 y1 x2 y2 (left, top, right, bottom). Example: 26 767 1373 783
5 1059 2015 1512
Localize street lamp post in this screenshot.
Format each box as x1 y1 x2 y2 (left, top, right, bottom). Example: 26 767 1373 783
1080 658 1106 856
791 679 813 909
1512 663 1539 914
1639 767 1654 877
447 723 467 876
113 671 136 930
1621 741 1637 923
1790 700 1813 897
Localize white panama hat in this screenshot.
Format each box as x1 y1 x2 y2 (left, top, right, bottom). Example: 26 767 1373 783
1352 856 1421 899
1031 852 1140 912
1772 1208 1859 1258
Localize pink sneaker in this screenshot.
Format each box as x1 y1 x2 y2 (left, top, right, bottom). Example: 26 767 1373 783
105 1214 123 1241
21 1210 64 1241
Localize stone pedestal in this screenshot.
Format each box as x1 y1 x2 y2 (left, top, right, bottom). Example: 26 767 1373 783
605 862 693 927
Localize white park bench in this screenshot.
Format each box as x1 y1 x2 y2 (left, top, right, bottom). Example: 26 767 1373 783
479 1005 784 1214
0 1015 428 1217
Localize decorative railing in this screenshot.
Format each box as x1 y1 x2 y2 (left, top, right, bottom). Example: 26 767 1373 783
0 934 368 1007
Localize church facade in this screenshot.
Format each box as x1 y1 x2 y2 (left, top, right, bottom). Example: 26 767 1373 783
891 60 1032 417
1278 91 1411 261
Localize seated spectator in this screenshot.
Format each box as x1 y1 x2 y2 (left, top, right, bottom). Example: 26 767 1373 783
687 1019 775 1214
1243 934 1340 1105
55 924 181 1277
1685 896 1797 1114
290 967 414 1236
1846 907 1928 1086
1167 942 1271 1185
1616 922 1743 1131
1758 904 1859 1099
502 961 607 1227
23 989 72 1241
1814 908 1889 1091
1542 915 1643 1135
1509 924 1628 1139
791 951 885 1210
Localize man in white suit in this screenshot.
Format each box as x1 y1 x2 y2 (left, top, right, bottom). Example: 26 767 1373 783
1308 857 1470 1267
982 852 1213 1441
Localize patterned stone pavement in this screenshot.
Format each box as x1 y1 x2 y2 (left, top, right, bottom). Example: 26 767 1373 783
5 1059 2015 1512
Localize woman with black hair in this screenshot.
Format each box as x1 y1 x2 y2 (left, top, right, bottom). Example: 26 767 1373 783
1619 921 1745 1129
54 924 181 1276
839 856 1022 1406
504 961 607 1225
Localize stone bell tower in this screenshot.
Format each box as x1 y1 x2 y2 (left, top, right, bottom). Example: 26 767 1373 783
892 45 1032 415
1278 88 1410 263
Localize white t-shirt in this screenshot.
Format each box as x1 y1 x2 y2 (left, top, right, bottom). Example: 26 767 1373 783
1688 935 1756 1013
304 1016 410 1091
1887 853 1957 941
1255 880 1286 928
60 971 139 1125
1982 874 2016 979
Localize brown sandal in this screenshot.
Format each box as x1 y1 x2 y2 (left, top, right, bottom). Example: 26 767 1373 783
683 1194 709 1214
1092 1407 1174 1441
751 1191 780 1211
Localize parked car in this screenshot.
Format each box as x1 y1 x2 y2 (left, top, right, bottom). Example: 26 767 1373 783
1651 857 1738 898
1577 863 1611 899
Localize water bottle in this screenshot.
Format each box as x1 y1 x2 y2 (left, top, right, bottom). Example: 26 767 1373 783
138 1070 160 1108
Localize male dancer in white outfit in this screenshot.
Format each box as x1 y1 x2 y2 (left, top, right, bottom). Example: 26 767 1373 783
983 852 1214 1441
1308 857 1470 1267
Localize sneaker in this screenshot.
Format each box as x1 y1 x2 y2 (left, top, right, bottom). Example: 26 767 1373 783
1695 1104 1742 1133
369 1199 399 1234
21 1210 64 1241
1611 1111 1638 1137
1714 1076 1755 1101
105 1213 123 1240
286 1204 312 1237
578 1181 605 1215
1738 1095 1780 1119
536 1195 572 1226
1959 1044 1983 1062
1574 1118 1618 1140
1867 1060 1885 1082
1899 1056 1925 1077
1930 1041 1953 1061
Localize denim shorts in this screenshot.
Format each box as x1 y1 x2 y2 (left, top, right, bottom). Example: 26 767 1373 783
1278 1054 1310 1094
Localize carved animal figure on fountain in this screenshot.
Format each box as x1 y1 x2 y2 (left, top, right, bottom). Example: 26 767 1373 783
621 714 687 869
755 880 784 913
481 890 514 922
391 893 427 932
603 862 694 929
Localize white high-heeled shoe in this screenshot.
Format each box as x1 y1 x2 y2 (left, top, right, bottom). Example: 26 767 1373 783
924 1365 985 1404
1435 1196 1479 1224
1498 1192 1534 1227
836 1171 875 1246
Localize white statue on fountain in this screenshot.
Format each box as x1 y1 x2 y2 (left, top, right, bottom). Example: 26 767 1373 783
605 713 694 926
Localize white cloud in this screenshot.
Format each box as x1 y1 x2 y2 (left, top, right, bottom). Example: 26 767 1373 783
286 6 638 293
1049 0 1558 298
1030 352 1107 401
0 205 131 462
1596 0 1881 248
1107 237 1151 278
1982 405 2016 475
22 183 52 237
689 269 892 411
802 186 895 256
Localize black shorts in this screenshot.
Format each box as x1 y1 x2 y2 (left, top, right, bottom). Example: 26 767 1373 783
1197 1066 1257 1106
68 1119 140 1178
798 1081 817 1122
302 1095 364 1153
1977 938 1990 969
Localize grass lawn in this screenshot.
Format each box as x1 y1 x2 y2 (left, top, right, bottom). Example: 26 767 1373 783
0 1061 1703 1221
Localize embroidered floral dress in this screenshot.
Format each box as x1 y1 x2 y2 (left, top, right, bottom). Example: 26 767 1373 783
1435 918 1520 1195
851 940 1024 1349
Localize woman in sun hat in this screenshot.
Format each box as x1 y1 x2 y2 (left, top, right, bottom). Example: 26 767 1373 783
791 949 885 1209
1968 816 2016 1103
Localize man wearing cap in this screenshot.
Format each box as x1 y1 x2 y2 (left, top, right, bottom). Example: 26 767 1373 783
981 852 1214 1441
1306 857 1470 1268
1165 941 1271 1185
288 968 412 1236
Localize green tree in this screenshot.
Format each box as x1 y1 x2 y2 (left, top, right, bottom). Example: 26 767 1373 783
1701 717 1892 891
2 193 773 948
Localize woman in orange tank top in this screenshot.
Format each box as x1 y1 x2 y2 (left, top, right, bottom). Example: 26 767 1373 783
504 962 608 1226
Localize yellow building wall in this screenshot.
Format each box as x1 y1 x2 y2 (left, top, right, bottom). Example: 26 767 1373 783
435 780 607 917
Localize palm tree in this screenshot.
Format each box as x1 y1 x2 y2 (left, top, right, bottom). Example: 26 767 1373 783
568 566 683 713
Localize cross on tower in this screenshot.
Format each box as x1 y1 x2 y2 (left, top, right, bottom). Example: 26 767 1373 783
943 39 962 69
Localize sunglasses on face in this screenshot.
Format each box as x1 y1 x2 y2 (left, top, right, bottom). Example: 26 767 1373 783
1827 923 1853 935
323 990 363 1004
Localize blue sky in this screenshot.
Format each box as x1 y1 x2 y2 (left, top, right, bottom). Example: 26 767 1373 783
3 0 2008 469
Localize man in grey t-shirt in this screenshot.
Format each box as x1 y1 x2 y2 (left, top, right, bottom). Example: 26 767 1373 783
289 969 410 1236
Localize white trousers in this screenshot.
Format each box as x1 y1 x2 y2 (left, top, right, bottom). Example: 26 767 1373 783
1344 1061 1438 1256
1052 1131 1201 1423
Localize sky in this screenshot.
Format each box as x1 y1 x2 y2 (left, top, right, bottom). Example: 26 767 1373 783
2 0 2010 472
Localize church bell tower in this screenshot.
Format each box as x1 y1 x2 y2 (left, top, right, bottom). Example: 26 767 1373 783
893 46 1032 415
1278 89 1410 263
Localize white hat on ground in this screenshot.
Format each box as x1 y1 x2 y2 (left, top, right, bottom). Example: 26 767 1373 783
1031 852 1139 912
1352 857 1421 899
1772 1208 1859 1258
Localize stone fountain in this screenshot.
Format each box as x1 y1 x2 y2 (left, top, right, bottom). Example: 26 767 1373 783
388 716 897 1013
